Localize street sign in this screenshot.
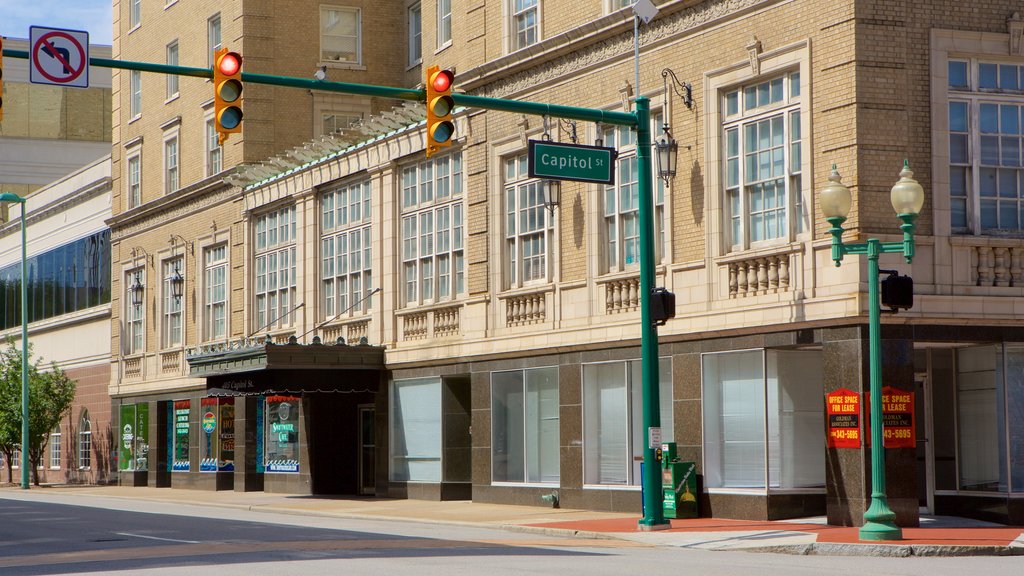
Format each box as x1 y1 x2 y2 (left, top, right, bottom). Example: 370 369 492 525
528 140 616 185
29 26 90 88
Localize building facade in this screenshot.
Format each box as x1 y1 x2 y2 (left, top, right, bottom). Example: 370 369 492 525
110 0 1024 526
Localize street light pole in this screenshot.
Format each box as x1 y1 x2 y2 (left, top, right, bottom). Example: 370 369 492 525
820 162 924 541
0 192 29 490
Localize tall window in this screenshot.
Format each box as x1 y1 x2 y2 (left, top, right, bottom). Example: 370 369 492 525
130 0 141 28
390 377 441 482
164 136 179 194
583 359 672 485
491 367 559 484
948 59 1024 234
436 0 452 48
130 70 141 117
322 180 372 318
127 154 141 208
701 349 824 490
504 153 553 287
78 410 92 470
602 112 666 272
206 119 222 175
408 4 422 65
322 112 361 136
723 71 803 249
954 345 1016 492
510 0 538 51
401 152 464 305
49 428 61 469
126 269 144 354
208 14 222 66
166 41 179 98
320 6 361 64
11 446 20 469
204 244 227 341
254 206 297 332
162 259 183 348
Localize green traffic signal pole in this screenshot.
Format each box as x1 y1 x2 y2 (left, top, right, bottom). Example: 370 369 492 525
2 48 667 526
0 193 29 489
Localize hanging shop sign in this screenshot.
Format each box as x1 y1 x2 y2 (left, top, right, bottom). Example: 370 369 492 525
866 386 915 449
825 388 861 448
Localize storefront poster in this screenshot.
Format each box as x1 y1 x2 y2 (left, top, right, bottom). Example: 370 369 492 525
265 395 300 474
119 404 149 471
173 400 190 471
826 388 861 448
219 398 235 471
200 397 218 471
865 386 915 448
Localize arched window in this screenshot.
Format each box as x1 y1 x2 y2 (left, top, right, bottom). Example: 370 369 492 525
78 410 92 470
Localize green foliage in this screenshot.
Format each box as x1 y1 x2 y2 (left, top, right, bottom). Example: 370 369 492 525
0 340 77 484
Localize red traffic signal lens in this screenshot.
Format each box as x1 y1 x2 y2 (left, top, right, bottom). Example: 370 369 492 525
218 52 242 76
431 70 453 93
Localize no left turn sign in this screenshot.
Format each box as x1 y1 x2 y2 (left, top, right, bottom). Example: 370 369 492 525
29 26 90 88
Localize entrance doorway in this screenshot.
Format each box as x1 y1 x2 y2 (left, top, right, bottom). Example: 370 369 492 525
358 405 375 495
915 372 934 514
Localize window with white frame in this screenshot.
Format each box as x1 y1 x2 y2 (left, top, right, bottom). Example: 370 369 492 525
701 349 824 490
11 446 20 469
164 136 179 194
408 3 422 66
602 112 666 272
208 13 222 67
504 153 554 287
126 269 144 354
510 0 538 51
49 428 61 469
437 0 452 48
206 118 222 175
322 112 362 136
204 244 227 341
723 71 803 250
401 152 464 305
320 6 361 64
583 358 672 485
491 366 559 484
130 70 142 117
166 41 179 99
322 179 372 318
78 411 92 470
948 59 1024 234
390 377 441 481
130 0 141 28
127 153 141 208
607 0 631 11
254 206 297 332
162 258 183 348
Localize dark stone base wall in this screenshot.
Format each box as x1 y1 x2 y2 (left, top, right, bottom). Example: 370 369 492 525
387 481 470 501
936 494 1024 525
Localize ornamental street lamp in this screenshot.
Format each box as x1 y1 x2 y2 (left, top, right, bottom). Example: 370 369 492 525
0 192 29 490
820 161 925 542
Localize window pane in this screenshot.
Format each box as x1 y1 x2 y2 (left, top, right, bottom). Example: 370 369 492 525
979 63 998 89
980 104 999 133
948 61 968 88
949 101 968 132
1001 65 1019 90
702 351 766 488
390 378 442 482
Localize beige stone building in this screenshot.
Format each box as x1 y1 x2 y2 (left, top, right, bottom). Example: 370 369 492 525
110 1 1024 526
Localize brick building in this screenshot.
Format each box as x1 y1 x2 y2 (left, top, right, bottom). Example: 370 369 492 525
109 1 1024 526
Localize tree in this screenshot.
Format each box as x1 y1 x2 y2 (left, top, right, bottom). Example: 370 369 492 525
0 341 77 485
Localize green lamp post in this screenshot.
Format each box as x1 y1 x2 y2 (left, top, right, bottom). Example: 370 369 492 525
820 161 924 541
0 192 29 490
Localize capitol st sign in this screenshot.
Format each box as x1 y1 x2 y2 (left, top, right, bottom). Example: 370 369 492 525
528 140 617 185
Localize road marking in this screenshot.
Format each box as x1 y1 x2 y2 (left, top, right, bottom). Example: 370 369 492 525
115 532 200 544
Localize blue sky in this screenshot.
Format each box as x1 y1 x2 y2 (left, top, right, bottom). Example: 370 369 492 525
0 0 113 45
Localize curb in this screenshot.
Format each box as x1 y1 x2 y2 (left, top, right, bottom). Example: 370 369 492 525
739 542 1024 557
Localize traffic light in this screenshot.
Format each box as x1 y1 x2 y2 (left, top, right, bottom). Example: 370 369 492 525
213 48 243 144
881 272 913 311
425 65 455 157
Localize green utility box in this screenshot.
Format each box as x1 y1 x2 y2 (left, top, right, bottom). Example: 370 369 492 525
661 442 698 519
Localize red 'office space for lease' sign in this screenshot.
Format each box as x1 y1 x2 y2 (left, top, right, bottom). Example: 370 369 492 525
826 388 861 448
865 386 916 449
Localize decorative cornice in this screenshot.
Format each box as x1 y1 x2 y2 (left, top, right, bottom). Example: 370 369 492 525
108 176 239 241
0 178 111 241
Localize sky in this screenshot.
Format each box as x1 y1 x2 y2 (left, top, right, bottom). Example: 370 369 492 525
0 0 113 45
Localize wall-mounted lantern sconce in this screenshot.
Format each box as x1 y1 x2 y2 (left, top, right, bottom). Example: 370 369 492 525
129 273 145 307
543 180 561 215
168 266 184 300
655 127 678 183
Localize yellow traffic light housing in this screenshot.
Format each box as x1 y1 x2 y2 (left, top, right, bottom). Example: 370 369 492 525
213 48 243 144
425 65 455 157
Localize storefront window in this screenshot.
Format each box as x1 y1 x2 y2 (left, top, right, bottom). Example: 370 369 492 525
701 349 824 490
957 345 1007 492
390 377 441 482
265 395 300 473
200 398 218 471
219 398 235 471
582 359 672 486
172 400 190 471
491 366 559 484
118 403 149 472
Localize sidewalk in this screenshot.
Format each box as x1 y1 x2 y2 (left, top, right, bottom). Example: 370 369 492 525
6 485 1024 557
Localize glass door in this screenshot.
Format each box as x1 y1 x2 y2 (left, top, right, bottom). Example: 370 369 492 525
915 373 934 514
358 405 375 495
